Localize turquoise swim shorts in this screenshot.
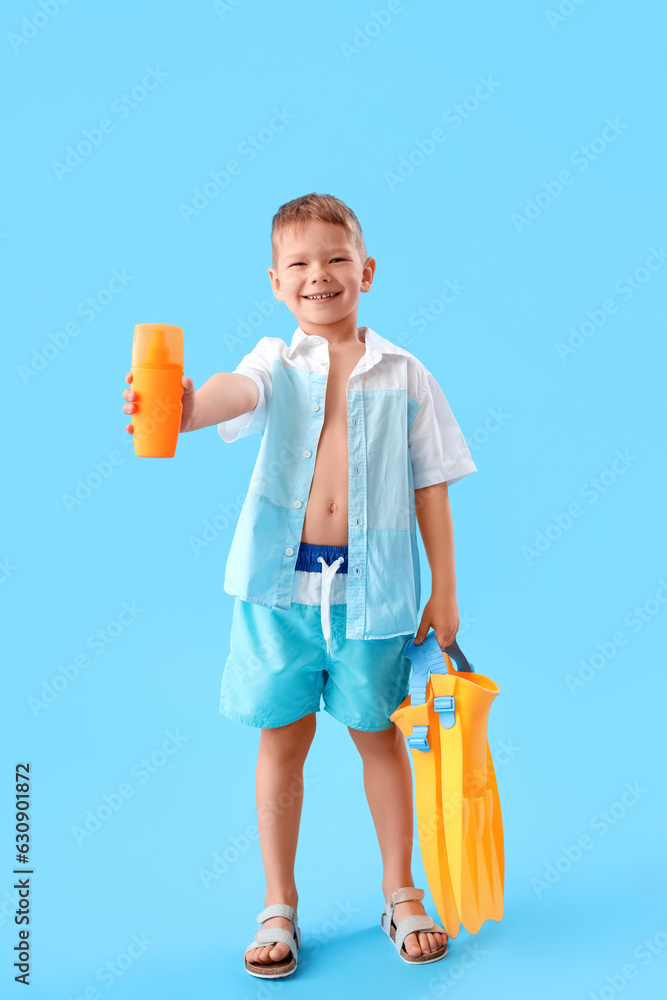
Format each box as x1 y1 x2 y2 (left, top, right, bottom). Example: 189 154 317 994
220 541 414 732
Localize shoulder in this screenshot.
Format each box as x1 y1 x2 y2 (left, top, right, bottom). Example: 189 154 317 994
238 336 287 362
371 329 426 369
382 339 447 401
246 336 286 353
370 330 431 400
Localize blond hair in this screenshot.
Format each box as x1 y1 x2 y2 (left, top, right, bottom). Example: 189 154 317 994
270 192 367 269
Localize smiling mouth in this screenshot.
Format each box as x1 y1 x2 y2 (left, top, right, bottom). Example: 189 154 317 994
302 291 341 301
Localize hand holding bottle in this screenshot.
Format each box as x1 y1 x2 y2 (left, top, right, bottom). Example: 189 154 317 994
123 373 196 433
123 324 186 457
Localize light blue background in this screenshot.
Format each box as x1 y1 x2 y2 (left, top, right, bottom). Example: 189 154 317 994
3 1 666 997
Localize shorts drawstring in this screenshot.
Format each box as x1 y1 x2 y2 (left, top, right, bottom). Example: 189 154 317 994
318 555 345 655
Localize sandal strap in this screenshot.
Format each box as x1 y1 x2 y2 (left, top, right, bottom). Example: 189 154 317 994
245 927 299 962
256 903 297 926
393 914 443 955
386 886 425 914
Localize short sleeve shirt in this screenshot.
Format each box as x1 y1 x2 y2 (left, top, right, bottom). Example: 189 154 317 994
218 325 477 639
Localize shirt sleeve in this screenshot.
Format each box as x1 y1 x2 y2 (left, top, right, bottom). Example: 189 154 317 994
408 371 477 488
217 339 273 443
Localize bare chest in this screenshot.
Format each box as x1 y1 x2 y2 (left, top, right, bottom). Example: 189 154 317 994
300 340 367 544
322 342 367 417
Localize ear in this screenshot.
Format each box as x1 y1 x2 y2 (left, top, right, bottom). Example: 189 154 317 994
267 267 284 301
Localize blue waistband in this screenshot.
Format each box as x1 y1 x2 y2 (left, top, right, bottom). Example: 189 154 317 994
295 541 348 574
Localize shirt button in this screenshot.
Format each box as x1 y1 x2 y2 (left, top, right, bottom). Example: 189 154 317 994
355 567 359 575
303 450 311 458
311 403 319 411
285 548 293 556
354 418 357 425
294 500 302 508
356 466 359 474
355 517 359 526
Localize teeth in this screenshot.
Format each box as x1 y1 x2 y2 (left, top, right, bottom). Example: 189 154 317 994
305 292 338 300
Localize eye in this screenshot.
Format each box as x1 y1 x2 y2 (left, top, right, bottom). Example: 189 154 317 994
289 258 346 267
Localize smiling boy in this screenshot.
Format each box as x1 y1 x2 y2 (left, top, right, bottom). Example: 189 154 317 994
122 193 477 975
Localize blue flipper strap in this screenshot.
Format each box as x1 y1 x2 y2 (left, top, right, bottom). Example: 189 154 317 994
402 631 478 746
403 631 457 750
434 695 456 729
443 636 475 673
404 632 448 707
406 725 430 753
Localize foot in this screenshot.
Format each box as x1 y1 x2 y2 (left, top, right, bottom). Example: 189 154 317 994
386 894 448 958
245 895 298 967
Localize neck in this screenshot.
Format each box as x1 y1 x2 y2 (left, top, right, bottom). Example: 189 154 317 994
298 316 363 346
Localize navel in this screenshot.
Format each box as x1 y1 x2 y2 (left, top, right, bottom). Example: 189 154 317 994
329 502 337 514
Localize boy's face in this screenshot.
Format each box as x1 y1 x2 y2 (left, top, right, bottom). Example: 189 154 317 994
268 220 375 334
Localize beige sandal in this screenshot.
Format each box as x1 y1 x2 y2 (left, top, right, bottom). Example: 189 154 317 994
381 887 448 964
244 903 301 978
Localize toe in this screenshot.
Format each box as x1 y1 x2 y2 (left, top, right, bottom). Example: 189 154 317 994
249 941 290 964
432 931 447 952
404 932 421 955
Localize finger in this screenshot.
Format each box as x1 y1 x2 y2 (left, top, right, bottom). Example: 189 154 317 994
125 372 133 383
125 423 134 434
414 623 429 644
122 402 136 413
435 633 448 651
181 376 194 392
122 388 135 401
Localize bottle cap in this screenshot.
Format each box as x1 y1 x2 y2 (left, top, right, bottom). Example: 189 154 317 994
132 324 184 368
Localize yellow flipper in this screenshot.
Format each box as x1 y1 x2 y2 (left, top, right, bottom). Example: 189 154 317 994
392 694 462 938
390 633 504 937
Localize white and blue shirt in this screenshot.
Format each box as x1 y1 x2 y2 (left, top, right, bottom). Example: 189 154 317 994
218 325 477 640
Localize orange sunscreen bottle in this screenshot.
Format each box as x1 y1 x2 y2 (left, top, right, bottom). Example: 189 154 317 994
130 324 184 457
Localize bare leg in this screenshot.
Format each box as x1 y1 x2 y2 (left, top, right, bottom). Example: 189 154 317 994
348 723 447 957
245 713 317 966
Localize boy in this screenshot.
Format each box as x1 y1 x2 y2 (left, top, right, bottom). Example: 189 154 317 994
122 193 477 975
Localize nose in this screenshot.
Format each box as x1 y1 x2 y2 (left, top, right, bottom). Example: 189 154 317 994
309 261 332 281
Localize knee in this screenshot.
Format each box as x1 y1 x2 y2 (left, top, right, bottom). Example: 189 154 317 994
348 723 400 756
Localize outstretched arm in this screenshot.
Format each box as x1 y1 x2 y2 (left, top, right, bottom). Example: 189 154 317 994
182 372 259 432
122 371 259 435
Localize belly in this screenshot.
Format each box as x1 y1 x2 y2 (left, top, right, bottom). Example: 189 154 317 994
301 421 349 545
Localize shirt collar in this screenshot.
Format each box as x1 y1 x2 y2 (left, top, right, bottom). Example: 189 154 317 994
286 325 403 366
